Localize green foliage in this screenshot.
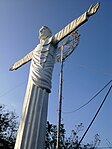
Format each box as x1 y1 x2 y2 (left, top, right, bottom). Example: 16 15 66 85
45 121 101 149
0 104 101 149
45 121 66 148
0 105 18 149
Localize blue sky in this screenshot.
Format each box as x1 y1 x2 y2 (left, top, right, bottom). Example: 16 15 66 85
0 0 112 147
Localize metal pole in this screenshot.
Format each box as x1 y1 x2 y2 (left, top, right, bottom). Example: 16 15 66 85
56 45 64 149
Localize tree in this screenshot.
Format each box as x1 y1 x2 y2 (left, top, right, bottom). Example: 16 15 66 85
45 121 66 148
45 121 101 149
0 104 101 149
0 104 18 149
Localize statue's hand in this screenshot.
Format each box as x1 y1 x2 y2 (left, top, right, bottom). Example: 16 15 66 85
87 2 100 17
9 64 15 71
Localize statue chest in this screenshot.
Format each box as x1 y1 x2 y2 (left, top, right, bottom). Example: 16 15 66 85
32 43 56 67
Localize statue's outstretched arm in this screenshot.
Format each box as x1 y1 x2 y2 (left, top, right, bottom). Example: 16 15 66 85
9 51 33 71
53 2 100 44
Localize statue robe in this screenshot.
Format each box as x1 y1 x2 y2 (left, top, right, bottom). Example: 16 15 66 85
14 37 57 149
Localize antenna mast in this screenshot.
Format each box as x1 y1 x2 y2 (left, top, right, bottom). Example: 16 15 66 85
57 45 64 149
56 31 80 149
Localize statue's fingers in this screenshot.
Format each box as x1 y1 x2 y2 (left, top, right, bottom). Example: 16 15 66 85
96 2 100 10
88 4 94 12
9 67 13 71
9 65 14 71
93 2 100 13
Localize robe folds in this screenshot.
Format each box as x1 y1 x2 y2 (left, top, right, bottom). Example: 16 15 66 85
14 37 57 149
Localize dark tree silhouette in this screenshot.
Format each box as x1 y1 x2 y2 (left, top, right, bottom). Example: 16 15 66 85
0 104 101 149
0 105 18 149
45 121 101 149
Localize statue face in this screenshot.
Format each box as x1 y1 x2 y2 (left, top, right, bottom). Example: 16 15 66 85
39 26 52 40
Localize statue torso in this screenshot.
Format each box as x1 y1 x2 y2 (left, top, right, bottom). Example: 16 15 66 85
29 37 57 93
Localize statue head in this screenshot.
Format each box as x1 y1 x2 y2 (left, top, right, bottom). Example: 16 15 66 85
39 26 52 41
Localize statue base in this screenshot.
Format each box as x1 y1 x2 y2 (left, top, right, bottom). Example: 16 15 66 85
14 79 49 149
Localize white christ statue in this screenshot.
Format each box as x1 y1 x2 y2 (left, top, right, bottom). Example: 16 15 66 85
10 3 99 149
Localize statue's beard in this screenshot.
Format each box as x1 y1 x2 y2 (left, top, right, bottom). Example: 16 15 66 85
40 35 48 40
40 35 50 44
